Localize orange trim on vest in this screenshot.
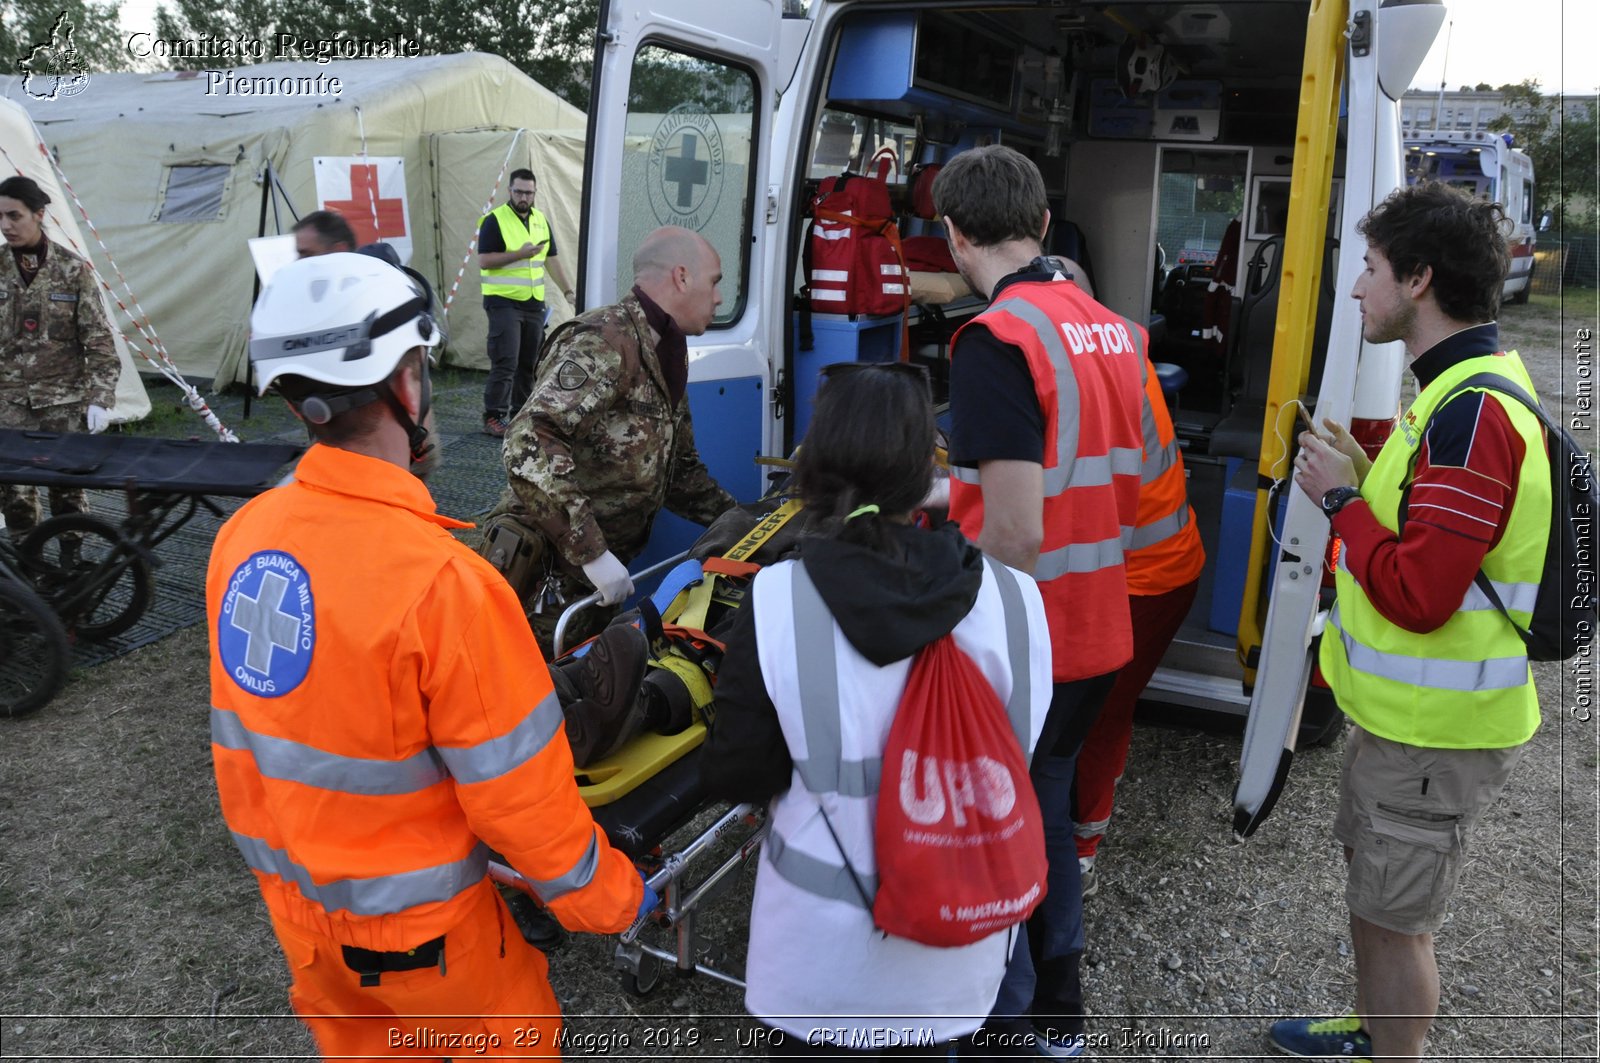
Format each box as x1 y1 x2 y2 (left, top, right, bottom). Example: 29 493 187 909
948 280 1145 681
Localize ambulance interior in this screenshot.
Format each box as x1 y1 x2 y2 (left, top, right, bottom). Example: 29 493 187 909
791 2 1347 716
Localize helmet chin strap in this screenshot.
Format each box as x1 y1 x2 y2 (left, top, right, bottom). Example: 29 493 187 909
380 357 435 465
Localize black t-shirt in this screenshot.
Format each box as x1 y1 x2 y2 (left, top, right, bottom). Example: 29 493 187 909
479 210 558 311
946 266 1069 468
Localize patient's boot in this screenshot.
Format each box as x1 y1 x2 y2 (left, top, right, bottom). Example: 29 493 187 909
553 622 651 767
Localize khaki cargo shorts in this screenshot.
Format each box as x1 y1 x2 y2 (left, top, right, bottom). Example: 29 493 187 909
1334 724 1524 935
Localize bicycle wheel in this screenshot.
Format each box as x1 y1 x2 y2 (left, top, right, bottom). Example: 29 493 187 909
19 513 153 641
0 576 71 718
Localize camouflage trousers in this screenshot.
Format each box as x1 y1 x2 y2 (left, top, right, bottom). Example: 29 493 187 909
1 401 88 542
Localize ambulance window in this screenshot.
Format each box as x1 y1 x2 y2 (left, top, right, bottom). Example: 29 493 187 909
806 110 916 183
619 44 756 328
156 164 229 222
1522 180 1534 224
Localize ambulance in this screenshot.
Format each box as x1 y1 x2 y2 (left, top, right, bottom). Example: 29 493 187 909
575 0 1448 831
1406 130 1538 303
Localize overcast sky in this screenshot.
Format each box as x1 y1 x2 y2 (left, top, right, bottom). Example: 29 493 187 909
116 0 1597 96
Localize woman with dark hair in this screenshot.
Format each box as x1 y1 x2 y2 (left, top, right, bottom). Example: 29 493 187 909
704 362 1054 1055
0 174 120 543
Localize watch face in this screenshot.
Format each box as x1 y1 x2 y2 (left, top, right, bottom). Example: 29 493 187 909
1322 487 1355 514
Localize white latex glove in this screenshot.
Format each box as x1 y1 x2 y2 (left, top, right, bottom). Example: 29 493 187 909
581 550 634 606
921 475 951 511
86 404 111 434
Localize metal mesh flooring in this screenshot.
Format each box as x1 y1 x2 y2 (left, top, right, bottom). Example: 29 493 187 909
59 371 507 668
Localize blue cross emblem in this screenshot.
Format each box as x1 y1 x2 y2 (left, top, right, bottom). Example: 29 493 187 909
231 571 301 674
218 551 315 697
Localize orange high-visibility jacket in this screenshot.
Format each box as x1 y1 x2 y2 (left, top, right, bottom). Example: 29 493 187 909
1128 358 1205 595
207 444 640 952
950 280 1146 682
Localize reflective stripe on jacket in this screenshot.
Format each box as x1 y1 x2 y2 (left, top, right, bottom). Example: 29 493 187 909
742 554 1052 1040
207 444 640 951
1319 351 1548 749
948 280 1147 681
1127 356 1204 594
480 203 550 301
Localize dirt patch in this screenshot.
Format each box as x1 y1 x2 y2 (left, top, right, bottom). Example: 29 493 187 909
1 298 1595 1058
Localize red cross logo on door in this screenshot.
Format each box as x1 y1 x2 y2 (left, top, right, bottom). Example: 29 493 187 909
323 164 406 244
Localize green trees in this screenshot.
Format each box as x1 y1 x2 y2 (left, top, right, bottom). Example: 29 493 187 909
1488 79 1597 233
148 0 603 108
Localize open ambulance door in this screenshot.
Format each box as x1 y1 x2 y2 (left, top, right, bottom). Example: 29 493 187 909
1232 0 1444 836
581 0 809 572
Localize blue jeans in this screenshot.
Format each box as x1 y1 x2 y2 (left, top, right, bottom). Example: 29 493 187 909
992 672 1117 1037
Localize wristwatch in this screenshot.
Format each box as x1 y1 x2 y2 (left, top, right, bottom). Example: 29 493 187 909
1320 485 1361 517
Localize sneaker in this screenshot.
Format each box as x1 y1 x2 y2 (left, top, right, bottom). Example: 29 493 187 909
1035 1028 1086 1058
1268 1014 1372 1060
1079 856 1098 898
482 415 509 437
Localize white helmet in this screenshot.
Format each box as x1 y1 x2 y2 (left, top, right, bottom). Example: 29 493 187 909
249 252 440 396
1118 38 1176 98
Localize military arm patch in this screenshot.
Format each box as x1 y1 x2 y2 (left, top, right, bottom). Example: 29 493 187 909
555 359 589 390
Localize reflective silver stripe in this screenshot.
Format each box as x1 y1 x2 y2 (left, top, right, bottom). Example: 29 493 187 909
1119 316 1147 361
1036 534 1126 581
1129 505 1191 551
989 297 1079 496
1139 384 1179 484
790 562 883 796
1068 447 1145 489
1074 817 1111 838
478 273 540 286
436 691 565 785
985 558 1033 756
1329 606 1530 692
211 707 447 796
790 563 844 795
763 824 875 909
1460 578 1539 615
524 830 601 901
951 465 982 485
231 832 487 916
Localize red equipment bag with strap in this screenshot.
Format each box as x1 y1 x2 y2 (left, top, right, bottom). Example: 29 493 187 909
801 149 909 320
871 633 1047 947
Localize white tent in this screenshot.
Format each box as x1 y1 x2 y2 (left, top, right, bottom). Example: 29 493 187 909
11 53 587 386
0 97 150 423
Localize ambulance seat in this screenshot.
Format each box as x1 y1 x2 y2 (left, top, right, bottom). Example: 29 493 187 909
1208 237 1283 459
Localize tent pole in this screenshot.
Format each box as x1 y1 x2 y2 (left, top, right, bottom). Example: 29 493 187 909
246 163 274 419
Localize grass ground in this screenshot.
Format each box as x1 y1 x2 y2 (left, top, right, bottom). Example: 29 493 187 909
2 296 1596 1059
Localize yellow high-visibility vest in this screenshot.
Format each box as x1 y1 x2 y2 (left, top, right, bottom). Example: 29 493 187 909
479 203 550 302
1320 351 1549 749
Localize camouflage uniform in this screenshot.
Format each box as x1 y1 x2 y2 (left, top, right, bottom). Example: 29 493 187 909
0 240 119 539
496 290 736 652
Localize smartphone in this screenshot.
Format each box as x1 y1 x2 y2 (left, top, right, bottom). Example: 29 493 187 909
1294 404 1316 432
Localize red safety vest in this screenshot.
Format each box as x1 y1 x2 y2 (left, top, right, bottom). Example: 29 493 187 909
1127 358 1205 595
950 279 1146 682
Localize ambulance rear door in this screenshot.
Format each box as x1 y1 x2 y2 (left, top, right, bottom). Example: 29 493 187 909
582 0 808 569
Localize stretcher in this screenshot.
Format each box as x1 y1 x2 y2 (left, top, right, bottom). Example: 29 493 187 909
0 428 301 716
492 502 808 994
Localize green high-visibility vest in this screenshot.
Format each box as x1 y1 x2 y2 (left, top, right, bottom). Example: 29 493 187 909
479 203 550 302
1320 350 1549 749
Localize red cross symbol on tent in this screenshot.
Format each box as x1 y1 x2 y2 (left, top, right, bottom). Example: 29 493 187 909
323 164 406 244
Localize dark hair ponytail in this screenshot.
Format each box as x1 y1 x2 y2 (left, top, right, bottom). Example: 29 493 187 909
793 364 935 553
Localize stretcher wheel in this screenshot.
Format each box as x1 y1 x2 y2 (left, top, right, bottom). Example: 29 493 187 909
20 514 153 641
0 576 71 718
619 950 662 997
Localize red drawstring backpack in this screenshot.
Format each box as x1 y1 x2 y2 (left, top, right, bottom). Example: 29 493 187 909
861 634 1047 947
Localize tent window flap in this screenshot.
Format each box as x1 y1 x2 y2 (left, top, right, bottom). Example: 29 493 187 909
157 164 229 222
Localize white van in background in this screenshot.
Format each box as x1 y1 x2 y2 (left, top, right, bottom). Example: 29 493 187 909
1406 131 1538 303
